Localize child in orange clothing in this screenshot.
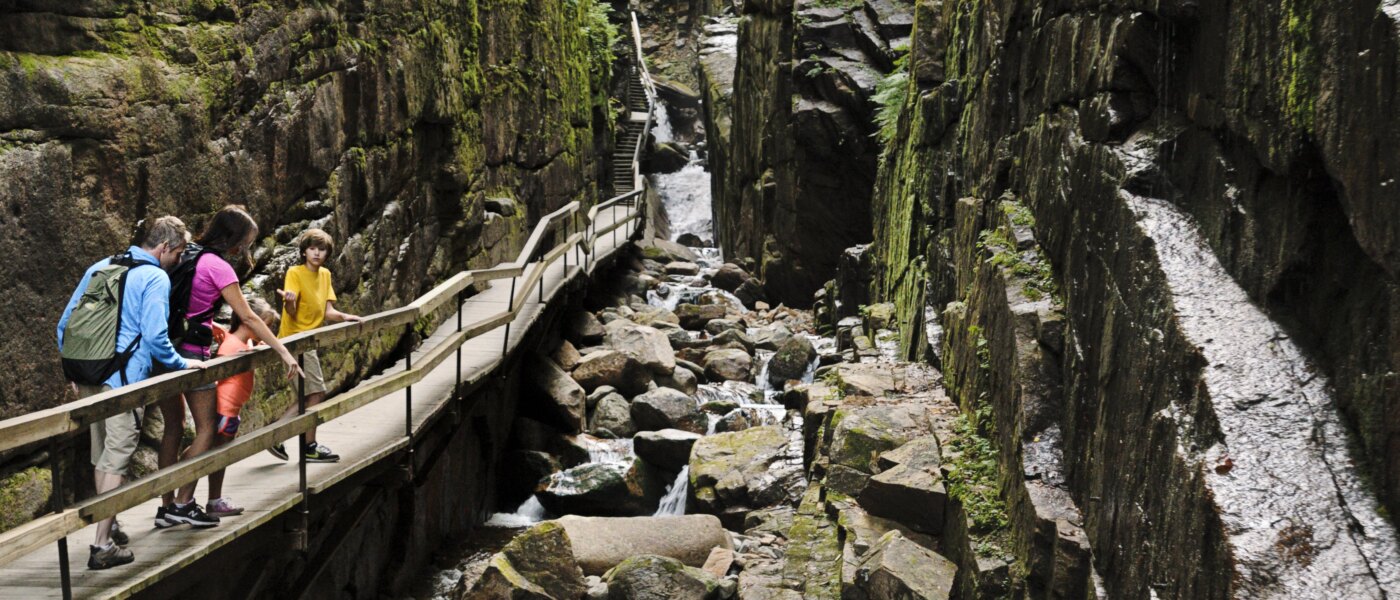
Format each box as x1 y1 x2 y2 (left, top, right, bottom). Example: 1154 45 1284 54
204 297 279 517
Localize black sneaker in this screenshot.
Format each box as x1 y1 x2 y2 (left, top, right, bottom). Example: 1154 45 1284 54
110 519 129 546
153 505 177 529
165 502 220 528
88 543 134 570
303 443 340 463
267 442 289 461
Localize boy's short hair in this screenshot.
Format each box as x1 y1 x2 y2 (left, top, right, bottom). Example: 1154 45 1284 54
298 228 335 260
139 216 188 251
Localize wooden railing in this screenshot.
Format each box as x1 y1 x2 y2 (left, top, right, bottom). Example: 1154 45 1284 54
0 12 657 594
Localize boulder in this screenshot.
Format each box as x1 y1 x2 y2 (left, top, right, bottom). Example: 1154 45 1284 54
704 319 745 335
751 323 794 352
538 460 666 517
689 426 804 523
845 531 956 600
500 450 562 506
658 365 699 396
858 463 947 535
676 233 710 247
605 320 676 374
526 353 587 433
677 303 728 330
467 521 586 600
827 406 935 496
573 350 651 397
630 305 680 328
667 327 698 349
639 238 699 263
634 429 703 471
711 329 756 354
666 261 702 276
587 386 618 410
703 349 753 383
647 141 691 174
861 302 897 332
710 263 751 292
766 336 816 386
603 555 722 600
568 311 606 345
733 279 767 309
557 514 733 575
714 410 752 433
590 393 636 438
631 388 707 434
701 547 736 578
676 359 707 382
554 340 583 371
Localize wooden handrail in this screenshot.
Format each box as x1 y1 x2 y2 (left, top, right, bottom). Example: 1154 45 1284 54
0 11 659 574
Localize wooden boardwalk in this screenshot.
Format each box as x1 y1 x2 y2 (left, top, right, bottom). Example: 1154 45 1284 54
0 203 638 599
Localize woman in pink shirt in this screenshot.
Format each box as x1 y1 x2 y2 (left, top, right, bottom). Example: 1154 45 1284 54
154 206 302 529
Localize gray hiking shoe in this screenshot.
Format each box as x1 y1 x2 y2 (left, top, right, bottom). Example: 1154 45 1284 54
88 544 134 570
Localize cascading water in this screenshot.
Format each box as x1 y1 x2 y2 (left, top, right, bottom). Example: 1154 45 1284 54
654 466 690 516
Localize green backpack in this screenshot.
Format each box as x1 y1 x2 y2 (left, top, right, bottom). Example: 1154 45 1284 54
60 253 153 386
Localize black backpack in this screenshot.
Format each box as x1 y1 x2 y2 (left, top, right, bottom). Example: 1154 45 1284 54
60 253 153 386
167 243 227 348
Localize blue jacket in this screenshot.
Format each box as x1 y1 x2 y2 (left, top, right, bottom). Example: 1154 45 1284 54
57 246 188 388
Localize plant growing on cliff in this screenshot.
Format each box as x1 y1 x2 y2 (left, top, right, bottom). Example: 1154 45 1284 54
872 56 909 144
944 412 1011 543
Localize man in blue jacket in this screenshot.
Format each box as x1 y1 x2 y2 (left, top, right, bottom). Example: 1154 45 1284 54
57 216 208 570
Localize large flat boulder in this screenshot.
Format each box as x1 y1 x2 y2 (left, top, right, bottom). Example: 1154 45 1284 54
556 515 733 575
677 303 728 330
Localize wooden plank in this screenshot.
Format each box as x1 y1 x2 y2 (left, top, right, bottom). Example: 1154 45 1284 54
0 510 85 568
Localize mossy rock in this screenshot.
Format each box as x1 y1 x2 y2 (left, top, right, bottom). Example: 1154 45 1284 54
0 467 51 532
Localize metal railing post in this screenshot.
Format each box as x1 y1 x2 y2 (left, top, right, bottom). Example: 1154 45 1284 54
456 294 463 392
405 325 414 439
503 276 517 356
49 439 70 600
297 352 308 552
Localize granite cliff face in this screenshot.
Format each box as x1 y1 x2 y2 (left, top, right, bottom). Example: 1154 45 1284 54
0 0 615 418
857 0 1400 596
703 0 909 307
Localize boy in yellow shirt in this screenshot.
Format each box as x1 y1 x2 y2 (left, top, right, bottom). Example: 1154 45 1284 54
267 229 362 463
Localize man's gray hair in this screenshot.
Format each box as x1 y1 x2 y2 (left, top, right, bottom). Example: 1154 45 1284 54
142 215 188 250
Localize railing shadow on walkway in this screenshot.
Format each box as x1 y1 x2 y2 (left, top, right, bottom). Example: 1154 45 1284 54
0 11 657 599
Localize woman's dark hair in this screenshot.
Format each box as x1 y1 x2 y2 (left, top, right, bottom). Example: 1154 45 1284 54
197 205 259 277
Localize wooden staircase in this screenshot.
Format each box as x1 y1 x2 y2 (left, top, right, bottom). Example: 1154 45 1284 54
612 63 652 197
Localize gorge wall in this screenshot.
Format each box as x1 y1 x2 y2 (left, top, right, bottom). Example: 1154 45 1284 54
705 0 1400 596
0 0 616 420
702 0 910 307
869 0 1400 596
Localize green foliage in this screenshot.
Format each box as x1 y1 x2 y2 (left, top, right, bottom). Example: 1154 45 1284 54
977 228 1057 302
944 412 1009 538
578 0 619 114
872 61 909 144
1280 0 1318 131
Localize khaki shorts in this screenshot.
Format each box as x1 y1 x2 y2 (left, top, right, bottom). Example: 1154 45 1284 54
80 384 144 477
300 350 327 395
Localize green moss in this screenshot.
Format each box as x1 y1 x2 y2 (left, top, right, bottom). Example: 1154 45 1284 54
0 467 51 532
1280 0 1318 131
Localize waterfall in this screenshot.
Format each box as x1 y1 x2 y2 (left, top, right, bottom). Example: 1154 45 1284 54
654 467 690 516
484 495 548 527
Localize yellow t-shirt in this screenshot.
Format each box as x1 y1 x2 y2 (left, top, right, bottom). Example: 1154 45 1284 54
279 264 337 336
